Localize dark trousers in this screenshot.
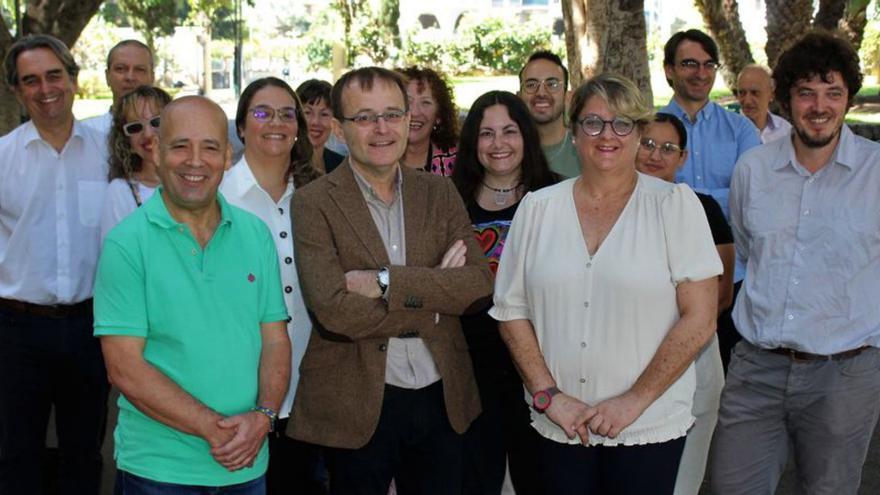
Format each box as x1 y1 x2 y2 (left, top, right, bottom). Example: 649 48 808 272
114 470 265 495
537 434 686 495
324 381 462 495
0 307 109 495
266 419 327 495
463 365 540 495
717 281 743 373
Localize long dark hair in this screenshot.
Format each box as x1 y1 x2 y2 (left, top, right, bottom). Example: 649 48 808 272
236 77 318 187
108 85 172 181
453 90 557 205
397 66 459 150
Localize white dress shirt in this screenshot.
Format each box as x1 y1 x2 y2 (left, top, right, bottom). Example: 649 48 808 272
759 112 792 144
99 178 156 242
490 175 722 446
220 157 311 418
0 120 109 304
82 111 112 136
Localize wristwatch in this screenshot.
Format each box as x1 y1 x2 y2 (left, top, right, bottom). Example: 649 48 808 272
532 386 561 413
376 266 390 297
252 405 278 433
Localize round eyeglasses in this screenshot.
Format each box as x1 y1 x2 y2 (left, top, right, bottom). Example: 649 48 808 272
639 138 683 158
521 78 563 95
577 115 636 137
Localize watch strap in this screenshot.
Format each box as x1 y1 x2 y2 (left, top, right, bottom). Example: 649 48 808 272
252 405 278 432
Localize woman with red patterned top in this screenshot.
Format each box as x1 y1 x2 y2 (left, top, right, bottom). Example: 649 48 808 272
397 66 459 176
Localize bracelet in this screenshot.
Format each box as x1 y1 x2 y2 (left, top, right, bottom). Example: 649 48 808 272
251 405 278 432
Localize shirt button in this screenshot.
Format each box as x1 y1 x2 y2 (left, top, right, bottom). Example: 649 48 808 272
696 174 702 180
583 301 590 308
284 286 293 293
792 278 799 285
581 342 587 348
787 314 794 320
178 227 184 233
586 262 592 268
280 231 288 239
191 248 197 255
284 257 293 264
803 209 811 216
286 316 292 323
378 343 387 352
278 208 284 215
580 378 586 383
392 244 398 251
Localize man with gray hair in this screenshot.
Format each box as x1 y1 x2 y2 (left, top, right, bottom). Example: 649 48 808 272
735 64 792 143
0 34 109 493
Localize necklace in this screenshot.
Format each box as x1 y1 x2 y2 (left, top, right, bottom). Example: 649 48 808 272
482 182 520 206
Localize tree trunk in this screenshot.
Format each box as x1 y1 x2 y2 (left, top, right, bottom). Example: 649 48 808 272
0 0 104 136
764 0 812 67
814 0 846 30
694 0 754 89
562 0 652 104
838 0 871 51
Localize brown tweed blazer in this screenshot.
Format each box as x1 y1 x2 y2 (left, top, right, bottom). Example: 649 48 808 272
287 161 493 449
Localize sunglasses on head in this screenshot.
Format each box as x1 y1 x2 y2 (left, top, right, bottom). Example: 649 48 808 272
123 116 161 136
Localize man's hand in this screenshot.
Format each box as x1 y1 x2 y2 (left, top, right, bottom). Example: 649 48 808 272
344 270 381 298
210 411 270 471
586 391 651 439
437 240 467 269
545 393 598 445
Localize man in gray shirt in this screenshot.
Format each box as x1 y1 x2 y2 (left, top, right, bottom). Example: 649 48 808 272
711 31 880 494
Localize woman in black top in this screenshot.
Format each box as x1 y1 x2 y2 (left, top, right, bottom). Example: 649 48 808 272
452 91 557 495
634 112 734 495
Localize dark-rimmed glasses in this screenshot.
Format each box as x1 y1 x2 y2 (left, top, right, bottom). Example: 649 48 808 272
679 59 722 71
250 105 298 123
577 115 635 137
639 138 683 158
340 110 408 128
521 78 563 94
123 116 160 136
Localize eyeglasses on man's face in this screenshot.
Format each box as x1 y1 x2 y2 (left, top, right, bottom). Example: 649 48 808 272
639 137 683 158
577 114 636 137
249 105 298 123
340 109 408 128
678 59 722 72
123 116 160 136
521 78 564 95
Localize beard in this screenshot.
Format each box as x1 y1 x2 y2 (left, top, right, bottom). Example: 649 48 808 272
794 120 842 149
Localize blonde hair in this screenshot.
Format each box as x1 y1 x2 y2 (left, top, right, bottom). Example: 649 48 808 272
569 73 653 131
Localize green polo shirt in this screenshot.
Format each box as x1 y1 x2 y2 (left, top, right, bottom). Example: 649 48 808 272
94 189 287 486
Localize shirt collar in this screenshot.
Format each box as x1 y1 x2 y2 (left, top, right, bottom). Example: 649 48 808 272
665 98 714 124
225 156 295 202
144 187 234 230
775 124 857 172
21 118 85 148
350 163 403 203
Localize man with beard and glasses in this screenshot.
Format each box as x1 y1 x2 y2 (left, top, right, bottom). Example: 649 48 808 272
710 31 880 494
518 51 579 178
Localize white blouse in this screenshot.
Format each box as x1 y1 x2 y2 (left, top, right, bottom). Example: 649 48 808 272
100 178 156 242
489 174 722 446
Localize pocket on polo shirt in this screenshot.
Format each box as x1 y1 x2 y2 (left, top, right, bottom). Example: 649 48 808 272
78 180 107 227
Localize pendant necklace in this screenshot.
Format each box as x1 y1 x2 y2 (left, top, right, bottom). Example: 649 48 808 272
482 182 520 206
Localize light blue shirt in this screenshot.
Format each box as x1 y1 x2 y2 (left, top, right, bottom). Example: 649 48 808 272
730 125 880 355
660 99 761 220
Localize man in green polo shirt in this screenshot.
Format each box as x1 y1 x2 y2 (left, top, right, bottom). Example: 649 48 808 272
94 96 291 494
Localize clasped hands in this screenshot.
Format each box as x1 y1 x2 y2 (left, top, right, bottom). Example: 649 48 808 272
546 390 651 445
344 239 467 298
205 411 271 472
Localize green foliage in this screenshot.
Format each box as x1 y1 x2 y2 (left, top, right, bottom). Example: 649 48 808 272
305 37 333 71
117 0 178 49
860 19 880 76
378 0 400 49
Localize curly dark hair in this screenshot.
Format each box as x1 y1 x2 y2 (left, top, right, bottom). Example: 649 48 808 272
236 77 319 187
452 91 558 206
396 66 459 151
772 30 862 112
108 85 172 181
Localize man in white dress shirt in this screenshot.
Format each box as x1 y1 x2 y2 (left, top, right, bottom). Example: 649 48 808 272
0 34 110 494
82 39 155 135
735 64 792 144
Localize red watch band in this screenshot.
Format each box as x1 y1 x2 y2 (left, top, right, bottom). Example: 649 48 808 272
532 386 561 413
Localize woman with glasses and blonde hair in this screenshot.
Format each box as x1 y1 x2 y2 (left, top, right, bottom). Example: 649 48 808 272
491 74 722 494
219 76 323 494
635 112 734 495
100 85 172 240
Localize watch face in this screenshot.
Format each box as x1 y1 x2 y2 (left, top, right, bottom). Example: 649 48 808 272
533 390 551 411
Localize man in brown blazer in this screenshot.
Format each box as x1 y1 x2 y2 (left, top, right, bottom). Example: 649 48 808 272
289 67 493 495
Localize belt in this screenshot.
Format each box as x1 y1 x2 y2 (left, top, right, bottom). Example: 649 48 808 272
397 330 420 339
0 297 93 318
768 346 868 361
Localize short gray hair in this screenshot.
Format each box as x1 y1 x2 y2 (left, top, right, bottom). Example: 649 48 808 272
4 34 79 88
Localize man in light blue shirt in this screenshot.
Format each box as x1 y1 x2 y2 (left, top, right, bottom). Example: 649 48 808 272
710 32 880 494
660 29 760 220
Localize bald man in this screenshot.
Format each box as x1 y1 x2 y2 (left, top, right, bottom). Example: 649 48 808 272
94 96 291 494
736 65 792 143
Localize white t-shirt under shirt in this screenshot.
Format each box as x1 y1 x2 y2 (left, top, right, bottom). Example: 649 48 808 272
490 173 722 446
100 178 157 242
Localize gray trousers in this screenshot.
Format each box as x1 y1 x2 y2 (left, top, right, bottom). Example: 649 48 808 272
710 341 880 495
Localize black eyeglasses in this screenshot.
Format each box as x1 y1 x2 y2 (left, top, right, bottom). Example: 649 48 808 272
340 109 408 128
639 138 683 158
521 78 563 94
678 59 722 71
250 105 298 123
577 114 636 137
122 116 160 136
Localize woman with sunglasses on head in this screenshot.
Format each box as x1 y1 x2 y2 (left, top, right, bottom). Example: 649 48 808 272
452 91 557 495
634 112 734 495
219 77 323 495
397 67 459 176
491 74 722 494
296 79 344 175
100 85 172 241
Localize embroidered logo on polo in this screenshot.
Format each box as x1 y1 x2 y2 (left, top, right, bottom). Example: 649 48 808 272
248 273 255 283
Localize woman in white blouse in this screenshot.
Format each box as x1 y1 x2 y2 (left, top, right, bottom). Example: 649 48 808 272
99 85 171 241
219 77 321 493
490 73 722 494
